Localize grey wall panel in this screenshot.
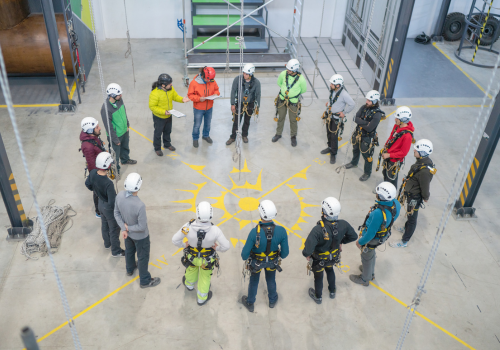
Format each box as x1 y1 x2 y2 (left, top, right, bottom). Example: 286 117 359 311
72 14 95 79
28 0 64 14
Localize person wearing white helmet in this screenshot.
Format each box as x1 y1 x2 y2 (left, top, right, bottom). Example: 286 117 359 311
272 59 307 147
172 202 230 306
345 90 385 181
85 152 125 258
80 117 106 218
226 63 261 145
390 139 436 248
350 182 401 286
241 200 289 312
114 173 161 288
101 83 137 174
320 74 355 164
302 197 357 304
375 106 415 188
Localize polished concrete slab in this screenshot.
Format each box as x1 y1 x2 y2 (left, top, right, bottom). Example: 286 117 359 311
0 38 499 350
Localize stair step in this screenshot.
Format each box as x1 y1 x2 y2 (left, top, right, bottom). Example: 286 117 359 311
193 15 265 27
193 36 269 52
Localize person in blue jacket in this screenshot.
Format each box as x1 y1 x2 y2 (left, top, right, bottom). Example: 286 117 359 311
241 200 289 312
350 182 401 286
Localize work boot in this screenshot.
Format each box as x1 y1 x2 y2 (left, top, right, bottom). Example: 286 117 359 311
112 249 125 258
193 140 199 148
167 145 176 151
126 260 138 276
359 174 370 181
308 288 322 304
226 138 235 145
243 136 249 143
330 154 336 164
269 294 279 308
291 136 297 147
122 159 137 165
140 277 161 289
241 296 254 312
182 276 194 291
202 136 213 144
320 147 331 154
197 291 213 306
156 150 163 156
359 265 375 280
272 134 282 143
349 274 370 286
329 288 336 299
345 163 357 169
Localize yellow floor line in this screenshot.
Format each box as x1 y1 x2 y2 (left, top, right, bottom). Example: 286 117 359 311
69 81 77 99
1 81 77 108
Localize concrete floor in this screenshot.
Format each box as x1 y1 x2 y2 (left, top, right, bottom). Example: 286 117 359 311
0 38 500 350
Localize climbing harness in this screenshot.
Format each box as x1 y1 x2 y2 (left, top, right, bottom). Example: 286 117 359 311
397 163 437 216
79 138 105 178
274 71 303 122
350 106 383 162
358 203 397 252
375 129 415 178
244 224 282 274
307 220 341 275
123 0 136 87
180 220 220 271
322 86 347 140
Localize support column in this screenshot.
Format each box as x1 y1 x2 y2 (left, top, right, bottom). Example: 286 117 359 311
40 0 76 112
454 93 500 219
432 0 452 41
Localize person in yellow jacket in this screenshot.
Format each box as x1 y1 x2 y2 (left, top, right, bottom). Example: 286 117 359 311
149 73 190 156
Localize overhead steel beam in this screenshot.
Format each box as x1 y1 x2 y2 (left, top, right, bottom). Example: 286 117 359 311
432 0 452 41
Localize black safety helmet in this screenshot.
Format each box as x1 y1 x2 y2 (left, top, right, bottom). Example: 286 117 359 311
158 73 173 86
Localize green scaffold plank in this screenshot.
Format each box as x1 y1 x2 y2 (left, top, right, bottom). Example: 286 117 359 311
193 37 243 50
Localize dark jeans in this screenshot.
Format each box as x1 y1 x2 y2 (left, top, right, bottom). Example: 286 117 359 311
153 114 173 151
93 191 100 215
351 134 374 175
230 109 253 139
247 269 277 305
125 235 152 285
313 265 336 298
98 203 122 255
192 108 213 140
111 131 130 173
403 196 422 243
326 118 340 155
383 160 399 189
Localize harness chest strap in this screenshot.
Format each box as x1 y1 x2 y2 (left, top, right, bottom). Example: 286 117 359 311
364 203 397 248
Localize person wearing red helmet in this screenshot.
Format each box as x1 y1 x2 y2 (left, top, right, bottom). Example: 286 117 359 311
188 67 220 148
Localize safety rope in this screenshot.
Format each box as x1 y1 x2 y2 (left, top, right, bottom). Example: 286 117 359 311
88 0 119 192
310 0 327 93
232 1 245 178
223 0 232 98
0 44 83 350
123 0 136 87
395 43 500 350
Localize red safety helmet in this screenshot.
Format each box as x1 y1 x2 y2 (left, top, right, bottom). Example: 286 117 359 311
203 67 216 81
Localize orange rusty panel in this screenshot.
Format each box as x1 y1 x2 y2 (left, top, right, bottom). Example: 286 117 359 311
0 14 74 75
0 0 30 30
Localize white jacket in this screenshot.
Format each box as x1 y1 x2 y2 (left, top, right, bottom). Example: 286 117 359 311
172 220 230 253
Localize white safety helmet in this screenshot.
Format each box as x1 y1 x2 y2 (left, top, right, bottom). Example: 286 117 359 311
124 172 142 192
395 106 412 123
95 152 113 170
258 200 277 220
285 59 300 72
365 90 380 104
243 63 255 75
375 182 397 201
329 74 344 87
106 83 123 98
414 139 433 157
81 117 98 134
322 197 341 221
196 201 213 222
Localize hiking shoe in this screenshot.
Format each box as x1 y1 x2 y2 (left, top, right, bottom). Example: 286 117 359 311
272 135 282 143
291 136 297 147
308 288 322 304
112 250 125 258
243 136 249 143
182 276 194 291
202 136 213 144
193 140 199 148
123 159 137 165
226 138 235 145
104 245 111 250
389 240 408 248
320 147 331 154
359 174 370 181
345 163 357 169
167 145 176 151
198 291 213 306
330 154 336 164
96 213 101 219
349 274 370 286
156 150 163 156
329 290 336 299
242 296 254 312
126 260 138 276
269 294 279 308
140 277 161 289
397 227 405 234
358 265 375 280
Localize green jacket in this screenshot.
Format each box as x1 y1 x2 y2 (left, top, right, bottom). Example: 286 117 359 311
149 86 184 119
277 70 307 104
101 98 129 145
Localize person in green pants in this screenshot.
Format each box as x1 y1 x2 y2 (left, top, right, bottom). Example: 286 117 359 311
172 202 230 306
272 59 307 147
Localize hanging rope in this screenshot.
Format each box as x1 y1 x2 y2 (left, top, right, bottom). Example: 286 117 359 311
310 0 327 93
0 44 83 350
123 0 136 87
395 40 500 350
232 1 245 178
223 0 232 97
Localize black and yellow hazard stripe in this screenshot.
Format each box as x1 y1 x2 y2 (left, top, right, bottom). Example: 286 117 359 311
383 58 394 97
459 157 480 206
9 173 27 223
62 61 71 97
472 1 494 63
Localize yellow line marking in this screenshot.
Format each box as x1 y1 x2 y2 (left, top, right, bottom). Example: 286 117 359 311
157 259 168 265
370 282 476 350
458 105 472 107
149 262 161 269
442 105 457 107
409 105 425 108
426 105 441 108
69 81 77 99
9 173 13 180
0 104 60 108
432 42 492 99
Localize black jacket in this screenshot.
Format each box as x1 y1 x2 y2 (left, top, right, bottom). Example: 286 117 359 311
85 169 116 210
355 104 383 134
302 218 358 257
404 157 434 200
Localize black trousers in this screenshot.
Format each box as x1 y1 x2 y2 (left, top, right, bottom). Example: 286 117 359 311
326 119 340 155
98 203 122 255
125 235 152 285
382 160 399 189
351 134 374 175
230 104 254 139
93 191 100 215
313 265 336 298
402 196 422 243
153 114 173 151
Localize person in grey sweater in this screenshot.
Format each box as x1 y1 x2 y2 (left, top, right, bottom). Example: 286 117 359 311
114 173 160 289
226 63 261 145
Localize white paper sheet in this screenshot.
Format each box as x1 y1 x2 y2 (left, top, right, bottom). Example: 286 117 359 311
169 109 186 118
205 95 221 100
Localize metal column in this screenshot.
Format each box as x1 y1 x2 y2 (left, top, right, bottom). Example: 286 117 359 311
40 0 76 112
380 0 416 106
0 132 31 239
454 92 500 219
432 0 452 41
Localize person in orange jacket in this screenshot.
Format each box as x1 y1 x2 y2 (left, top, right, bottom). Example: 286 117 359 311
187 67 220 148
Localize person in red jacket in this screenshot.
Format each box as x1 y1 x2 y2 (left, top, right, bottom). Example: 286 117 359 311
187 67 220 148
80 117 106 218
379 106 415 188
